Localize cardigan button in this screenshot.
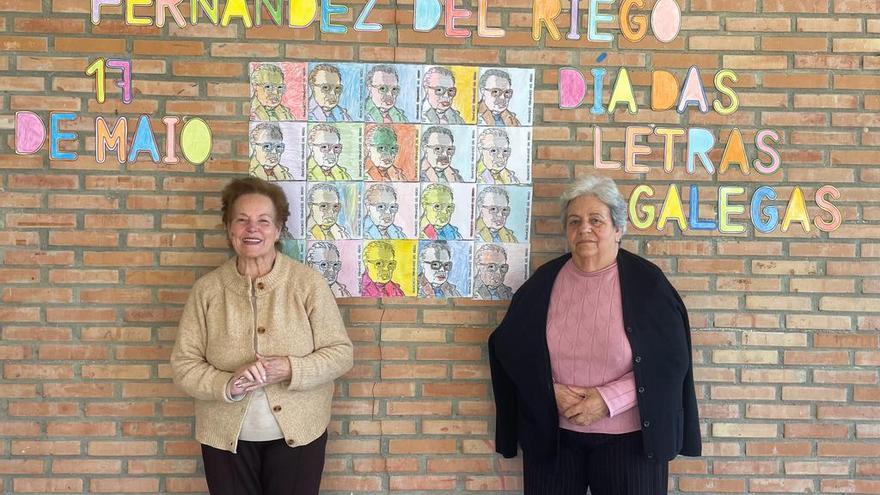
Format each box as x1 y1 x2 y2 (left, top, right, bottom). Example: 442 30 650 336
634 356 642 363
643 420 651 428
625 326 633 333
257 327 266 334
286 439 294 446
638 387 645 394
256 282 265 290
273 405 282 412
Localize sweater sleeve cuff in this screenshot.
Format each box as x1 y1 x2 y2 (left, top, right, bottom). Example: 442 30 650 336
596 377 637 418
214 372 236 403
287 356 304 391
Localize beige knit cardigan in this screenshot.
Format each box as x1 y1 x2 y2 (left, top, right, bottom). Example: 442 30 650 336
171 254 353 453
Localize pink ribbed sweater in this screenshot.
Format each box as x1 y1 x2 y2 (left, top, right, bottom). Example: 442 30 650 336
546 260 641 434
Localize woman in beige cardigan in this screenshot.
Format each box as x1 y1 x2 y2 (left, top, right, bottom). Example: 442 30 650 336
171 177 353 495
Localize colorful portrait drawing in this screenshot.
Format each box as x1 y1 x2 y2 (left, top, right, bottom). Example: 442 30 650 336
248 121 306 181
419 182 475 241
280 238 305 263
472 242 529 301
360 239 417 297
420 65 477 125
418 125 476 183
249 62 306 121
417 240 472 298
475 185 531 243
277 181 306 239
363 124 418 182
476 67 534 126
475 127 532 185
305 181 361 241
363 64 420 124
306 123 363 181
307 62 364 122
362 182 419 240
306 240 360 298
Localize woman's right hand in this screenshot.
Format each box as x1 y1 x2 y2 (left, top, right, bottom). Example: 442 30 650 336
553 383 587 412
228 361 268 397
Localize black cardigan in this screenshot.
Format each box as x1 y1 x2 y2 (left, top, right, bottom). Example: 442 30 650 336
488 249 701 462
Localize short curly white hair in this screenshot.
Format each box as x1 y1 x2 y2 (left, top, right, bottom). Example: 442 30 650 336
559 175 628 235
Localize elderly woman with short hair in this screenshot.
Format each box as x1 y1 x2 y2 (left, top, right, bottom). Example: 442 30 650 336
171 177 353 495
489 175 700 495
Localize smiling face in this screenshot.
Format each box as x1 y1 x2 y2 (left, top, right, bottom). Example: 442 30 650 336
368 70 400 111
227 193 281 263
481 74 512 114
423 131 454 170
309 188 341 228
367 127 399 170
479 191 510 231
565 194 621 271
422 246 452 286
311 69 342 111
424 72 456 112
479 133 511 171
309 129 342 169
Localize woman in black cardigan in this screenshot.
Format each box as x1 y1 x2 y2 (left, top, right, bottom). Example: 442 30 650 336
489 175 700 495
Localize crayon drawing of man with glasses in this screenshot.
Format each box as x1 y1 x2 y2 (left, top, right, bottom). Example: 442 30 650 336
251 64 294 121
307 241 351 297
476 128 519 184
249 123 292 181
307 124 351 181
307 183 350 240
475 186 518 243
419 126 463 183
421 66 464 125
308 64 352 122
473 243 513 300
417 241 462 298
477 69 521 126
365 65 407 123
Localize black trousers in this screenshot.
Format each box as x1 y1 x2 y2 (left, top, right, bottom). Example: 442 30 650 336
201 431 328 495
523 430 668 495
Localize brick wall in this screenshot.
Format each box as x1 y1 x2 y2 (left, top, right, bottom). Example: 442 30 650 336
1 0 879 493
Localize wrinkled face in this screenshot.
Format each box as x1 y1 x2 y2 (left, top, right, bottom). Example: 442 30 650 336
254 71 284 109
311 70 342 111
422 188 454 227
309 130 342 169
309 189 341 228
252 129 284 166
479 134 511 171
423 132 454 170
481 74 512 113
477 250 508 288
366 190 398 228
369 71 400 111
367 128 399 170
227 193 280 261
422 247 452 286
364 243 396 283
565 195 621 264
479 192 510 231
308 246 341 283
424 72 456 111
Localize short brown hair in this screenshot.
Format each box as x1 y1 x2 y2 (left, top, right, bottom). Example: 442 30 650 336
221 177 290 229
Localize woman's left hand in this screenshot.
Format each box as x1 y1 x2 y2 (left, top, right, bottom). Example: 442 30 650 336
563 387 610 426
255 353 292 385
